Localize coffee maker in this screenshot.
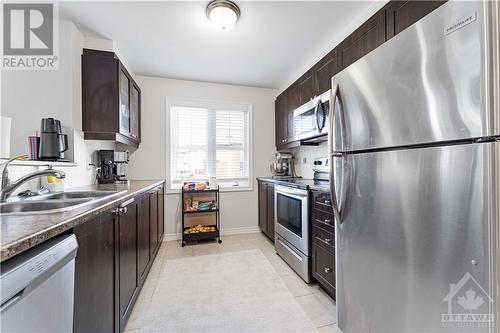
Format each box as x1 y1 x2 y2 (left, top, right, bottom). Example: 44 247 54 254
39 118 68 160
270 152 296 178
113 150 129 183
96 150 130 183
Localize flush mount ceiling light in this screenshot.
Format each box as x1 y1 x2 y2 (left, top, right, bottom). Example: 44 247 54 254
206 0 240 32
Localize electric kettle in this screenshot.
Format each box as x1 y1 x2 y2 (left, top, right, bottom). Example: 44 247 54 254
39 118 69 160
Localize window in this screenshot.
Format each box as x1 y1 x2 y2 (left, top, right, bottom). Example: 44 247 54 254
167 98 252 191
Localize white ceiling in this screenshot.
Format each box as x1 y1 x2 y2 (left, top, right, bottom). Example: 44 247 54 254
60 1 383 89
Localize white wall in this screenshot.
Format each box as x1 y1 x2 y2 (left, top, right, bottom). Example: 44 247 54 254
0 20 117 188
292 142 328 179
127 75 278 237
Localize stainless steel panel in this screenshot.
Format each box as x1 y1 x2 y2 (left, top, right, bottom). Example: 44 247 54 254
330 1 497 153
334 142 497 332
275 234 311 283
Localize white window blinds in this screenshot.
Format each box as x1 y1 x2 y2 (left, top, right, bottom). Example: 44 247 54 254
169 99 251 190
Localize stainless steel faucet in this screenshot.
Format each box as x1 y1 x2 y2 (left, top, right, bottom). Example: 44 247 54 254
0 156 66 202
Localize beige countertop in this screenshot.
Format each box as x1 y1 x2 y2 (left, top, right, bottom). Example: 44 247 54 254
0 180 165 262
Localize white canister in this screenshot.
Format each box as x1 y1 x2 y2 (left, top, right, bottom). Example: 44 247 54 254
209 177 218 189
0 116 11 158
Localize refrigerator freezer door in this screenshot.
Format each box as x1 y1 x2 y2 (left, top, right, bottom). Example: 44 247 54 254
330 1 498 154
335 142 498 333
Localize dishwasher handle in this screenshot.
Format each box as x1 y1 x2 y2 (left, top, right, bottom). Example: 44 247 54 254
0 289 24 313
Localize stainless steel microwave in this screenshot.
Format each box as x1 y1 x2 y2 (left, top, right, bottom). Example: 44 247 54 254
293 89 330 142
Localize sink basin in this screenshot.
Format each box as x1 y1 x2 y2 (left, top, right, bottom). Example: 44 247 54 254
25 191 120 201
0 199 93 214
1 190 125 215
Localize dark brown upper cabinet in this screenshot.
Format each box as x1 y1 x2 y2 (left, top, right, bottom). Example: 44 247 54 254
274 0 446 150
275 95 287 149
385 1 446 40
297 69 316 105
314 49 340 95
82 49 141 147
339 10 386 70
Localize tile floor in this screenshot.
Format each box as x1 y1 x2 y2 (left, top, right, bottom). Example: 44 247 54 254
126 232 341 333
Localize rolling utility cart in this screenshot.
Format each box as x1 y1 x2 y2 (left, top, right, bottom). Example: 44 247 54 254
181 186 222 247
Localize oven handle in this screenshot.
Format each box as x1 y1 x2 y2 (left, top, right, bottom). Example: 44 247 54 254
276 190 308 201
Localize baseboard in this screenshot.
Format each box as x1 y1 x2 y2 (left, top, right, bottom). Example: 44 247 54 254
163 226 260 242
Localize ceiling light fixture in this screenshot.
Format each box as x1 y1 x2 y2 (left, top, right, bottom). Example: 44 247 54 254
206 0 240 32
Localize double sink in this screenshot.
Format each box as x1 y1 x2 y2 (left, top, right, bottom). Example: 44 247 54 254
0 190 125 215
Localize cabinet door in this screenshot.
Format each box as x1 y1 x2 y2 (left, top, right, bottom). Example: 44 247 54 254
158 185 164 241
385 1 446 40
130 83 140 141
314 49 340 94
82 52 119 134
119 202 138 329
258 182 268 234
149 190 159 256
137 194 150 282
285 85 298 143
312 243 336 299
339 11 386 70
74 212 116 333
119 67 131 137
266 183 275 241
297 70 316 105
275 97 286 148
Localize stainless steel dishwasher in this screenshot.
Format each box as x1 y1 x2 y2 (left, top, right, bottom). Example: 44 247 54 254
0 234 78 332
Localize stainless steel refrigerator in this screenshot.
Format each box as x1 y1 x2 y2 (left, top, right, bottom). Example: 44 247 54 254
329 1 499 332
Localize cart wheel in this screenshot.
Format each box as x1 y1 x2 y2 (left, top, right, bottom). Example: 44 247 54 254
218 239 222 244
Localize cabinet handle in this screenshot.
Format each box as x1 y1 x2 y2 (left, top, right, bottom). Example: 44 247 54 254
324 267 332 273
120 198 134 208
120 207 128 215
316 237 332 246
315 218 332 226
111 208 120 216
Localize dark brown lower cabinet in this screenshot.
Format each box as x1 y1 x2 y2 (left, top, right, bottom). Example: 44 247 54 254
137 194 150 283
258 181 275 241
73 211 116 333
118 200 139 331
149 190 159 255
73 183 165 333
312 242 336 299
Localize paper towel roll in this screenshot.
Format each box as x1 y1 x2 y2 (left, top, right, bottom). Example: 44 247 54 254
0 116 11 158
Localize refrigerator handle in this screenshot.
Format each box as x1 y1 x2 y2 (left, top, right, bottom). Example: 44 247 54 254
329 154 342 224
328 84 338 154
328 83 347 154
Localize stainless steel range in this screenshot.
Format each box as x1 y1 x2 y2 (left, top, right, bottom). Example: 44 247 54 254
274 158 329 283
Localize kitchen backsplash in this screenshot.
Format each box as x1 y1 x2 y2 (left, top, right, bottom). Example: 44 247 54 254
291 141 328 179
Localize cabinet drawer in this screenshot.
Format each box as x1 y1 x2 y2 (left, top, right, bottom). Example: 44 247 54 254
312 225 335 254
311 209 334 234
312 191 333 213
312 244 335 294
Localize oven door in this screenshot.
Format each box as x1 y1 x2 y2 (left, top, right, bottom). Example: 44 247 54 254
274 185 309 255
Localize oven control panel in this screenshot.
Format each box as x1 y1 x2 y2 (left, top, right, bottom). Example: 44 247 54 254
312 157 329 172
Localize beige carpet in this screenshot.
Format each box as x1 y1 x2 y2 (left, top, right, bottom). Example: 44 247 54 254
139 249 318 333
